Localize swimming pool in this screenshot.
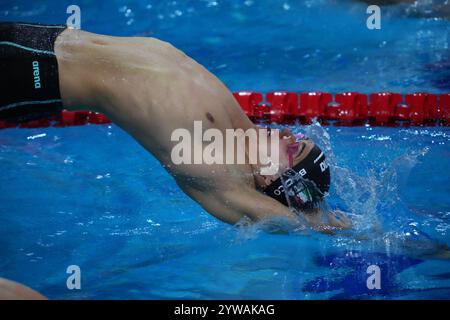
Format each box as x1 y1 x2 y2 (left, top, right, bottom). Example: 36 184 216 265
1 0 449 299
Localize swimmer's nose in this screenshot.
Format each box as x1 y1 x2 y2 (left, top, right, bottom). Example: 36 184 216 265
294 133 306 141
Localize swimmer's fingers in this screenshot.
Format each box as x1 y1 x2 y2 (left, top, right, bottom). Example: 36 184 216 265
333 210 352 225
313 224 338 235
327 210 352 230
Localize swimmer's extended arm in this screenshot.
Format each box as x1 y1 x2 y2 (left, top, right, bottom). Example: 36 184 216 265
303 208 353 234
192 186 300 227
230 188 301 224
196 187 353 233
204 188 352 234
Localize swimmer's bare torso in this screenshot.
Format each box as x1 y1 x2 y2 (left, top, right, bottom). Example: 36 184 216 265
55 29 349 231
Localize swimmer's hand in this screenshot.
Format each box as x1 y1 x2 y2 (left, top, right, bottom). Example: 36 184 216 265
327 210 353 230
301 209 353 235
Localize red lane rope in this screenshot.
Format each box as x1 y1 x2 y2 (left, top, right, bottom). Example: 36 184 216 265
1 92 449 129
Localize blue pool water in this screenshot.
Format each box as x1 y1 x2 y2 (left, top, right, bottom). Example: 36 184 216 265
1 0 450 299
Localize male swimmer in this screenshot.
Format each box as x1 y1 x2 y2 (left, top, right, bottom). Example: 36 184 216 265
0 22 350 233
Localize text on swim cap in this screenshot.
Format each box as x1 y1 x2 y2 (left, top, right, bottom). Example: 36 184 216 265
32 61 41 89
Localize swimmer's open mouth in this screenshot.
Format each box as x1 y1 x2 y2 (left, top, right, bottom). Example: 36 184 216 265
287 141 306 167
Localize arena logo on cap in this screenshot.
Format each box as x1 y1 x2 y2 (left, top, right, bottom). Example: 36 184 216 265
32 61 41 89
170 121 280 175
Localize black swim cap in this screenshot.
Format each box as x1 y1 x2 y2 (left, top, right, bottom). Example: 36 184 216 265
263 144 330 210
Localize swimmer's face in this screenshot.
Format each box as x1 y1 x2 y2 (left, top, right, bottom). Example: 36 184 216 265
254 128 315 188
278 128 315 171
